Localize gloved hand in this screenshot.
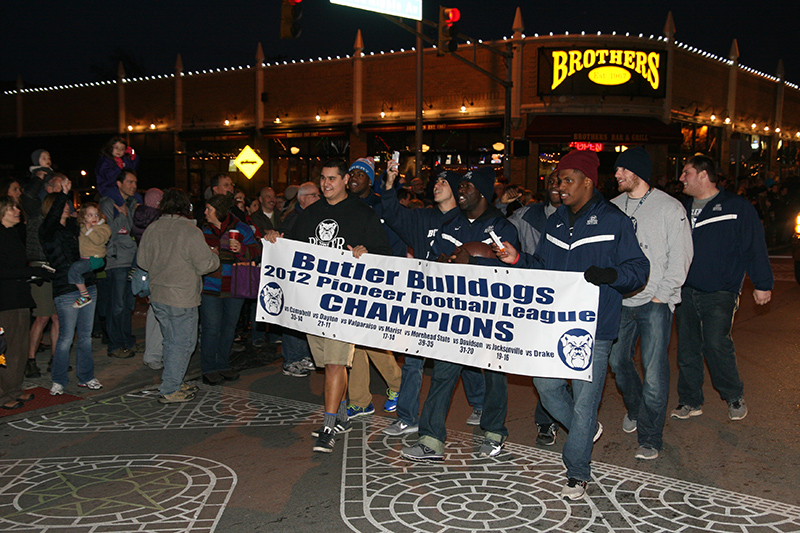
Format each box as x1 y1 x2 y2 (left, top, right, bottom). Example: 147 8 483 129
584 266 617 286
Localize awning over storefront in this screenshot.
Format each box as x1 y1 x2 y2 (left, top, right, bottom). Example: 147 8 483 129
525 115 683 144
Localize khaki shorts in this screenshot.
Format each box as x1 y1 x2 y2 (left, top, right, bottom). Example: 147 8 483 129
29 262 56 317
307 335 354 367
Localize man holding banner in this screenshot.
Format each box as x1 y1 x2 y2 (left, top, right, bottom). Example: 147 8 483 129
265 158 392 454
379 167 487 436
498 150 649 500
402 167 520 461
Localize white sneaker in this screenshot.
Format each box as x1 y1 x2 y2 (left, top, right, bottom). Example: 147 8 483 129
561 478 587 500
50 383 64 396
78 378 103 390
299 357 315 370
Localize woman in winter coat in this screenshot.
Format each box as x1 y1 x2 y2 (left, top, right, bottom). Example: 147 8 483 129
39 180 103 395
199 194 259 385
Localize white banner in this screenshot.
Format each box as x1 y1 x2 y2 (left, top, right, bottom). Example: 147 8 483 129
256 239 600 381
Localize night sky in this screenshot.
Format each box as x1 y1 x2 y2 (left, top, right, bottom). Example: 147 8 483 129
2 1 796 88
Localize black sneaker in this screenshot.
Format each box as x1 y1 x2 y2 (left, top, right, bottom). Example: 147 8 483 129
311 419 352 437
313 427 336 453
25 359 41 378
536 423 558 446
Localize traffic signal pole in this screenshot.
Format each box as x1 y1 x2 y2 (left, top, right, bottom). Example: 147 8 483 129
416 20 423 180
382 12 513 181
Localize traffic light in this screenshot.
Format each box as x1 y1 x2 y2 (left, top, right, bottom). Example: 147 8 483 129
281 0 302 39
437 6 460 55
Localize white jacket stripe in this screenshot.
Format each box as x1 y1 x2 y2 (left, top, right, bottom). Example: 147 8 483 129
694 213 738 228
571 234 616 249
546 234 570 250
442 233 463 247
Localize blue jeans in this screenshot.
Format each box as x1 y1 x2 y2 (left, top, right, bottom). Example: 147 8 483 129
675 287 742 406
609 302 672 450
248 300 266 344
67 258 93 285
200 294 244 374
151 302 198 395
534 339 612 482
418 360 506 453
282 328 310 365
52 286 97 387
106 267 135 352
397 355 485 426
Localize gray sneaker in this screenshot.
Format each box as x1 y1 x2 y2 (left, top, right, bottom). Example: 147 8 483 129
670 404 703 419
299 357 315 370
382 420 419 436
478 438 503 457
465 409 482 426
728 399 748 421
282 361 310 378
401 443 443 462
634 446 659 460
622 414 637 433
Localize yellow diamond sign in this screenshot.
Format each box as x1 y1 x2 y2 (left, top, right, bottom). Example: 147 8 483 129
234 145 263 179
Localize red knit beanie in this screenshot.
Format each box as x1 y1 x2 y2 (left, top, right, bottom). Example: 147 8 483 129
556 150 600 186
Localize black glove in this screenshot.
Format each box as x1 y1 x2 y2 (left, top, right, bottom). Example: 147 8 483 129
584 266 617 286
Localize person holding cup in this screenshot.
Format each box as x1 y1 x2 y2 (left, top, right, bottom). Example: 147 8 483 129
200 194 260 385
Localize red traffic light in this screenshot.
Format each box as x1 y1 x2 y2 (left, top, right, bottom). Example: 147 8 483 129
443 7 460 25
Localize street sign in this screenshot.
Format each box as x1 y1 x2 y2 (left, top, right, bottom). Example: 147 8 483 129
330 0 422 21
234 145 264 179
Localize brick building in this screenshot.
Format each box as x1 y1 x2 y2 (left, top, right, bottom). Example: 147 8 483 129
2 12 799 197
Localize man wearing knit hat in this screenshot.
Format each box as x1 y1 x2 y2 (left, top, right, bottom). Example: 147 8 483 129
609 147 693 461
380 167 486 436
496 150 649 500
402 166 520 462
344 156 403 419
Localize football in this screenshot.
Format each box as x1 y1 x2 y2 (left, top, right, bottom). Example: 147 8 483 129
460 241 495 258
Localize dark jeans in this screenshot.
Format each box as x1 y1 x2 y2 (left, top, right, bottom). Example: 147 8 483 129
418 360 507 453
200 294 245 374
397 355 485 426
609 302 672 449
106 267 135 352
67 258 93 286
534 339 612 482
675 287 742 406
282 328 310 365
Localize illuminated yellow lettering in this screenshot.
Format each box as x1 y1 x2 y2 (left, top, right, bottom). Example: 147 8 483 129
624 50 635 69
583 49 596 69
568 50 582 77
647 52 660 89
635 51 647 75
552 51 569 90
610 50 622 64
596 50 609 64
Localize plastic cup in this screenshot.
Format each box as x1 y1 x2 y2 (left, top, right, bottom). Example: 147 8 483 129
228 229 241 241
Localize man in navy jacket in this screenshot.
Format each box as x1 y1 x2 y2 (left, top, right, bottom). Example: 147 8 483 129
498 150 649 500
672 155 772 422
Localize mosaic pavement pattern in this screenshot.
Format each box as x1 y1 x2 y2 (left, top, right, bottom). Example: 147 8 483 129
0 455 235 532
7 385 800 532
344 418 800 532
9 382 324 433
